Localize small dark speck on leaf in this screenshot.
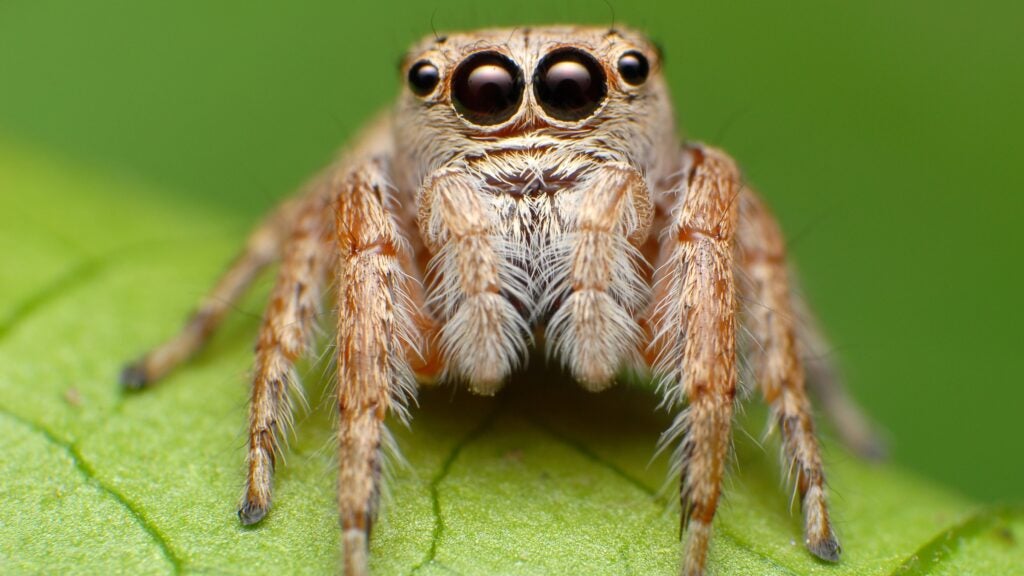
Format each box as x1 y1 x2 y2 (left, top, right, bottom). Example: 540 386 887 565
64 387 82 407
993 525 1016 546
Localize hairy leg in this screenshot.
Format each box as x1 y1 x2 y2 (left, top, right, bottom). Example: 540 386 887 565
238 194 334 524
121 195 307 388
647 145 740 576
336 158 419 576
545 163 652 389
418 168 529 394
736 189 839 561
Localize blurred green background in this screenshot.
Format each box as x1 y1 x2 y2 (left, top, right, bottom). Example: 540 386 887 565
1 0 1021 503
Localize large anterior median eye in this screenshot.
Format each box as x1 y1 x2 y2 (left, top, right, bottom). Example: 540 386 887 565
451 51 524 125
534 48 607 121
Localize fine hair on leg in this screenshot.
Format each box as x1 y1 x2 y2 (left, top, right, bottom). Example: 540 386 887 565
335 156 419 576
543 162 653 390
736 188 840 561
418 168 530 395
647 145 740 576
239 194 335 524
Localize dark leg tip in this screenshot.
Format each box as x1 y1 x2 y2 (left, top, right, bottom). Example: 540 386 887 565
119 362 150 391
238 501 268 526
807 534 841 563
856 436 889 462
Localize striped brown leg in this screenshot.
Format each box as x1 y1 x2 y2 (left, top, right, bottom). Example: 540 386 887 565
648 144 740 576
737 189 840 561
238 194 334 524
335 159 419 576
121 195 306 389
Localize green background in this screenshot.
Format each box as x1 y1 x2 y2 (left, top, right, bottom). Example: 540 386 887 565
1 0 1021 507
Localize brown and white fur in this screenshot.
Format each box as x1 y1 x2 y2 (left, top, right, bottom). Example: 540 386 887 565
123 25 883 576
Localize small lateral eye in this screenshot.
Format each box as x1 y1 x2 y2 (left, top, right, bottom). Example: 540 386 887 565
617 50 650 86
451 51 524 125
534 48 607 121
408 60 440 96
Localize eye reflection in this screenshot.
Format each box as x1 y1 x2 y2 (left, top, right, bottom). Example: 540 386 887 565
534 48 607 121
451 51 524 125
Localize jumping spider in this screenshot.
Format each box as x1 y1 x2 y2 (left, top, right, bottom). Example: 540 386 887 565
123 26 882 576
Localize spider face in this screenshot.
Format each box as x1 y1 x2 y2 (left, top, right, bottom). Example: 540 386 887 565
393 27 677 194
386 28 684 392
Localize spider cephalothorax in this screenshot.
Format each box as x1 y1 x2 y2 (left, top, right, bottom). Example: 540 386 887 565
123 25 882 576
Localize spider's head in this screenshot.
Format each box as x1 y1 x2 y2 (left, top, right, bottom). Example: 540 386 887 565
393 26 678 186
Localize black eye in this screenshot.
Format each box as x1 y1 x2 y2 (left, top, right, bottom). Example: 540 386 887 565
534 48 607 121
408 60 440 96
617 51 649 86
451 51 524 125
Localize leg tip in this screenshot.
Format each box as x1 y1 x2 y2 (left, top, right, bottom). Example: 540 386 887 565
238 501 269 526
855 435 889 462
119 362 150 391
807 533 841 563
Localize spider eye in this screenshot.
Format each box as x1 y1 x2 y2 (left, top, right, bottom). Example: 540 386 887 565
534 48 607 121
617 51 650 86
451 51 523 125
408 60 440 96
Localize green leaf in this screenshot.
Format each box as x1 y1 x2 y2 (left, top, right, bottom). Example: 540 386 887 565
1 138 1021 575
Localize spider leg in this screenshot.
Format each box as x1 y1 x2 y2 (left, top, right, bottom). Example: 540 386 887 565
647 145 740 576
418 168 529 394
238 193 334 525
120 194 308 389
793 291 887 459
544 163 652 389
335 157 420 576
736 189 840 561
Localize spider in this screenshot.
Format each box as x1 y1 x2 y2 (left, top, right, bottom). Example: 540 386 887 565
122 25 883 576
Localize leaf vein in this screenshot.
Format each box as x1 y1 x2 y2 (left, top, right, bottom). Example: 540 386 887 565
0 406 184 574
525 415 658 496
889 505 1024 575
0 258 106 343
527 415 802 575
408 407 500 576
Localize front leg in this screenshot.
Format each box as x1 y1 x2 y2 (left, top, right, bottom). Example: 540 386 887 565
335 158 420 575
545 162 653 389
418 168 530 393
647 145 740 576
